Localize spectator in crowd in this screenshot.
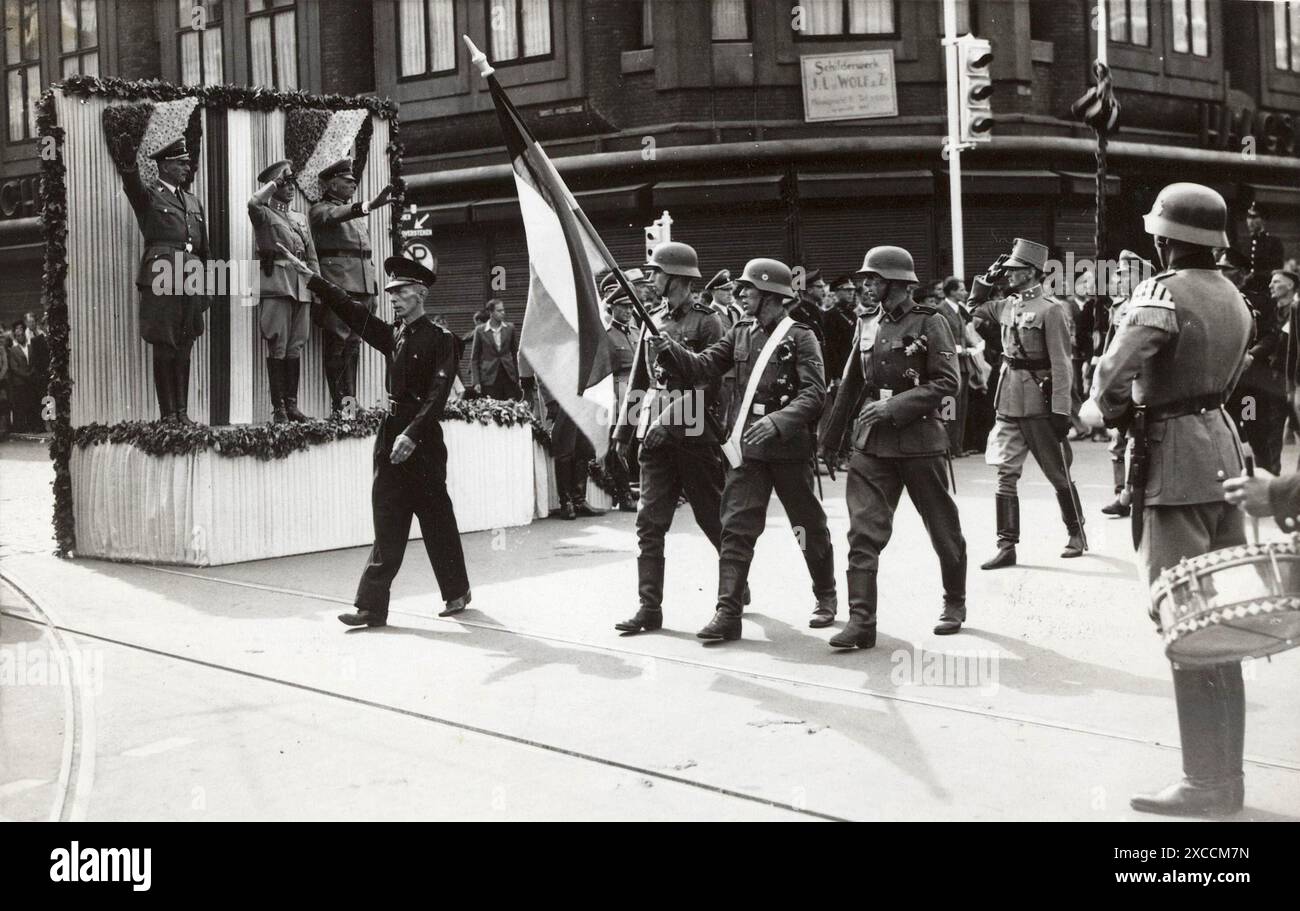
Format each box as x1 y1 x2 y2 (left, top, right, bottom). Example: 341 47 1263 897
0 325 9 439
791 269 827 349
939 276 990 457
964 276 1004 455
1230 265 1291 476
469 298 521 400
7 320 35 432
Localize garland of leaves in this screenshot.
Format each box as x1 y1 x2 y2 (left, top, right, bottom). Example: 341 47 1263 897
40 76 403 557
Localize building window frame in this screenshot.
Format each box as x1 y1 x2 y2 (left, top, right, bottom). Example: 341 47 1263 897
485 0 554 67
56 0 99 78
791 0 900 42
245 0 298 89
1109 0 1150 47
176 0 224 86
711 0 751 43
4 0 43 145
1275 0 1300 73
396 0 458 83
1169 0 1209 57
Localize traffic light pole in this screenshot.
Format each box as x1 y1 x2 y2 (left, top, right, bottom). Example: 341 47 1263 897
943 0 965 279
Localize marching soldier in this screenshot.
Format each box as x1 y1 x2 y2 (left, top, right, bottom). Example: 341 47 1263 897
652 258 836 641
819 246 966 648
280 246 472 627
248 159 318 423
613 242 731 635
971 238 1086 569
113 137 209 424
1080 183 1253 816
310 158 395 417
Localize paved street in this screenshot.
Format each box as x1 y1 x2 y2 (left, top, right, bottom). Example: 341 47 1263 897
2 436 1298 821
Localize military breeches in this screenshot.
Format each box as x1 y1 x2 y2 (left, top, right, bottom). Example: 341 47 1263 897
718 458 834 594
845 452 966 603
259 297 310 359
988 415 1073 497
140 289 206 349
636 441 723 560
355 423 469 615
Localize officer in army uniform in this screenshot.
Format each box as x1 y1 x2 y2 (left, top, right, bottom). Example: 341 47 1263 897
113 136 209 424
603 284 639 512
613 242 730 635
652 258 835 641
248 159 319 423
820 246 966 648
310 158 395 417
281 247 472 627
971 238 1086 569
1081 183 1253 817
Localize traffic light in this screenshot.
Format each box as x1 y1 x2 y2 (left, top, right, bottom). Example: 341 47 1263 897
644 224 662 262
644 210 673 261
956 34 994 143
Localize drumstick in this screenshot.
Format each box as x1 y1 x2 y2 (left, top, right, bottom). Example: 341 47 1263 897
1242 443 1260 545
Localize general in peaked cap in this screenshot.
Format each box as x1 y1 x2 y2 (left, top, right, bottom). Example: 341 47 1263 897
384 254 438 291
150 137 189 161
319 157 355 182
258 159 293 184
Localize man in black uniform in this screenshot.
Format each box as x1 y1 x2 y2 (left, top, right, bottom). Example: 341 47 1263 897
1222 247 1286 476
652 258 835 641
613 242 729 634
1243 201 1285 293
281 247 471 627
820 246 966 648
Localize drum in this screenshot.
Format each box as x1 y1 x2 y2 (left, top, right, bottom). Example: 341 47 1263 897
1154 537 1300 666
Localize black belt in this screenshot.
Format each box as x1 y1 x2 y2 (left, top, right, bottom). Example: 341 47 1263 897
1004 356 1050 370
317 249 372 258
1146 394 1225 423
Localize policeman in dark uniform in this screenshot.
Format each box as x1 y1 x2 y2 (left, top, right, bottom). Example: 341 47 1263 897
653 258 835 641
613 242 729 634
280 247 471 627
971 238 1086 568
1082 183 1253 816
113 136 209 424
1243 201 1285 293
1221 247 1286 476
310 158 395 417
604 284 639 512
820 246 966 647
248 159 318 423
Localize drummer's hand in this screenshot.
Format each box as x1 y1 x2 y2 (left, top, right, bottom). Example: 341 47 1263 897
390 433 416 464
1223 470 1276 517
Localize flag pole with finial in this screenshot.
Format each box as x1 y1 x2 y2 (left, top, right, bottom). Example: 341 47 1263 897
463 35 494 77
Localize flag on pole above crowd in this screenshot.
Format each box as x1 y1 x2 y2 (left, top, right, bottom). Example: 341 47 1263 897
464 35 614 459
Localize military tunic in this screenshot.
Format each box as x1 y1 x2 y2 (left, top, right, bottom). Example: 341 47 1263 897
309 275 469 618
310 194 379 407
250 200 318 359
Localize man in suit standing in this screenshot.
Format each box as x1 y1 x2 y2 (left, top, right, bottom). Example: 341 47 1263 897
310 157 394 417
469 298 520 400
22 310 48 428
113 136 209 423
249 159 319 422
7 321 34 432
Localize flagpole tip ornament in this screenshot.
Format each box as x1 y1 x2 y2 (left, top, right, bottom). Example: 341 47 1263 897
463 35 495 77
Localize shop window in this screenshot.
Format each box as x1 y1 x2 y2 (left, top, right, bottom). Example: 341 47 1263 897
486 0 552 65
397 0 456 79
1170 0 1207 56
1109 0 1149 46
793 0 897 39
247 0 297 89
177 1 223 86
1276 0 1300 73
4 0 40 142
713 0 750 41
58 0 98 77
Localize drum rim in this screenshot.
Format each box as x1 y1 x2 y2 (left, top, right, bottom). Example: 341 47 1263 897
1153 538 1300 593
1162 594 1300 644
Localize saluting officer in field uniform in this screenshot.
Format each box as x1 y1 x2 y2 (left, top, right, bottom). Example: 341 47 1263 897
114 136 209 424
248 159 318 423
614 242 731 635
310 157 395 417
652 259 836 641
971 238 1087 569
1081 183 1253 816
281 248 472 627
820 246 966 648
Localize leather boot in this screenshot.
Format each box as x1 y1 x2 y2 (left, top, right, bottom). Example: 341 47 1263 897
152 351 176 422
266 358 288 423
807 547 838 628
980 495 1019 570
698 559 746 641
829 569 877 649
324 351 344 417
282 358 310 422
1101 458 1130 516
1130 663 1245 817
615 557 665 633
555 457 576 519
344 345 360 403
1058 485 1087 558
172 354 194 425
573 496 606 518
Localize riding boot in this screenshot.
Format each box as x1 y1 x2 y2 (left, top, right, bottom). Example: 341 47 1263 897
152 350 176 422
266 358 288 423
555 456 576 519
829 569 877 649
807 547 838 628
697 559 746 641
1101 458 1130 517
172 353 194 425
323 348 345 417
1130 663 1245 817
1058 485 1087 557
343 345 360 404
615 557 665 633
935 549 968 634
980 495 1019 569
282 358 310 422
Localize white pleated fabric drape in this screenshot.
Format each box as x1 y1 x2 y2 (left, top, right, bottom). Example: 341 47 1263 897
531 442 613 517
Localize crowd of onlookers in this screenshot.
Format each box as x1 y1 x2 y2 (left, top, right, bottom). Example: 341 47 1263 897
0 310 51 440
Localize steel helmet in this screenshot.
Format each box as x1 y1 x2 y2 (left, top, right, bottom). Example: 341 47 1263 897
855 246 919 283
1143 183 1230 248
735 258 795 299
644 241 702 279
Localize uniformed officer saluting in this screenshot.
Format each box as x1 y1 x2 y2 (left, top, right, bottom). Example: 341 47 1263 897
112 136 209 424
613 242 731 635
820 246 967 648
280 247 472 627
971 238 1086 568
1081 183 1253 817
310 158 396 417
248 159 319 423
652 258 836 641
